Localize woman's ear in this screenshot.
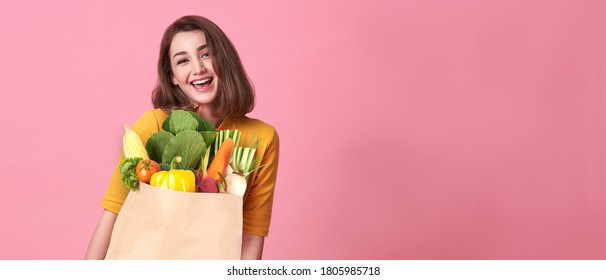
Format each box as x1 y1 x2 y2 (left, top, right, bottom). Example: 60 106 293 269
172 77 178 85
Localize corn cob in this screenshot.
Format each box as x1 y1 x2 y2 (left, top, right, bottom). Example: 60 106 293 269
123 125 149 159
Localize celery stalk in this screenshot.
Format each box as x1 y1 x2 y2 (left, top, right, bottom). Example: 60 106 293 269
239 148 250 172
234 130 241 151
245 148 256 172
230 130 241 163
213 133 219 154
235 147 243 169
202 147 211 176
218 130 223 147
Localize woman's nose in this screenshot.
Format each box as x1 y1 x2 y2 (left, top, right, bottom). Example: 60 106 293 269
193 59 206 74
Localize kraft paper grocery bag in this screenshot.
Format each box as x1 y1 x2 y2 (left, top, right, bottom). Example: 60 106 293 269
105 182 243 260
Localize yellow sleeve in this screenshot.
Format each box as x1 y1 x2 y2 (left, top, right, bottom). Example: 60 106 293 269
242 127 280 237
100 110 164 213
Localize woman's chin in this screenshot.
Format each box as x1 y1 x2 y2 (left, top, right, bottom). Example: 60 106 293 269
186 92 217 106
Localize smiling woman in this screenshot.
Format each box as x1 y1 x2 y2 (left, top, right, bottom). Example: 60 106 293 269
152 16 256 125
85 15 279 260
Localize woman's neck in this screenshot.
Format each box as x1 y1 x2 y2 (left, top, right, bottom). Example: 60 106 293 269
196 106 223 128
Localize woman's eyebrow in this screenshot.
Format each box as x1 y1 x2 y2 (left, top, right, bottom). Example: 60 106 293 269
172 45 208 58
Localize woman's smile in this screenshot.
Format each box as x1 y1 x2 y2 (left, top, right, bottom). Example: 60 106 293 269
190 76 214 92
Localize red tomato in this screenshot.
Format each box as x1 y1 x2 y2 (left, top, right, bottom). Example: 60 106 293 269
136 159 161 184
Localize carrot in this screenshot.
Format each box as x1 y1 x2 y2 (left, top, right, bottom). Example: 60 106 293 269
207 138 234 183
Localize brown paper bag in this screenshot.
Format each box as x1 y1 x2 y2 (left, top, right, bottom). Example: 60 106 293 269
105 182 242 260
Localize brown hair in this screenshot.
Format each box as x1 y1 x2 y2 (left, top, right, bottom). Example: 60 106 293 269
152 15 255 118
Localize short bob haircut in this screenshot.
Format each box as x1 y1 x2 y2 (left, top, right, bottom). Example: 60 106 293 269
152 15 255 118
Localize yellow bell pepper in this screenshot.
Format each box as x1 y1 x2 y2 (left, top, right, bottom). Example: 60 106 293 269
150 156 196 192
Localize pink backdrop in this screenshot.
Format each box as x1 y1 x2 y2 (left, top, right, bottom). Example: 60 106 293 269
0 0 604 259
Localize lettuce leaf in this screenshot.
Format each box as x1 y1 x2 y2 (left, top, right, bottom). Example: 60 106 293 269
146 131 175 163
200 131 217 148
120 157 142 191
162 130 206 170
188 111 215 131
162 110 199 135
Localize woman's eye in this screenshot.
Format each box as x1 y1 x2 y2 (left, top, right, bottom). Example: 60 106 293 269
201 52 210 58
177 58 188 65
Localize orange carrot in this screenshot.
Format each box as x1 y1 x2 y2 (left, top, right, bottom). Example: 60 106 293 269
207 138 234 183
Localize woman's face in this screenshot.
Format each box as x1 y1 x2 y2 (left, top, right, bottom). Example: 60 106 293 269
169 30 219 108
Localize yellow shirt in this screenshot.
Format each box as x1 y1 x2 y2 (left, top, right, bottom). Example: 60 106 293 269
101 109 280 236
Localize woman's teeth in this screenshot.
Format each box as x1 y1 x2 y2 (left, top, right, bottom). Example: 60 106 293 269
191 78 212 87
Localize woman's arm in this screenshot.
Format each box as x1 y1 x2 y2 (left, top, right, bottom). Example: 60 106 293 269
241 231 265 260
84 210 118 260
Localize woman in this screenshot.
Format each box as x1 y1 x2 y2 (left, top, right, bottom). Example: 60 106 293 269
85 15 279 260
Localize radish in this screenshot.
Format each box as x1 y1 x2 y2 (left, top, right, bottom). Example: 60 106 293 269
197 174 219 193
225 172 247 196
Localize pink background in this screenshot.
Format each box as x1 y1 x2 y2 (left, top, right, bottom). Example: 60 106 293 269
0 0 604 259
